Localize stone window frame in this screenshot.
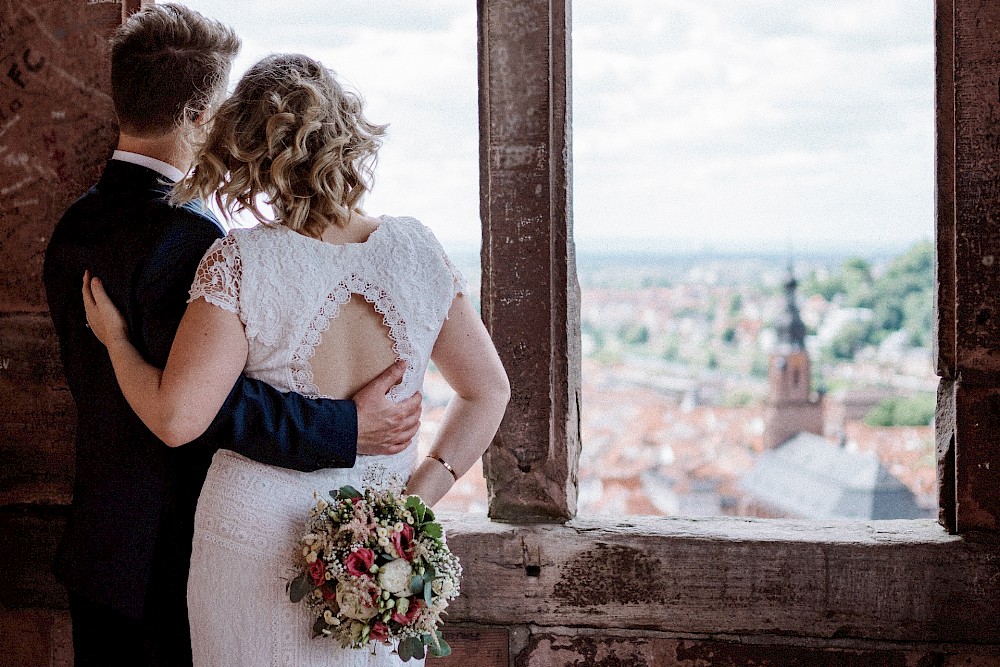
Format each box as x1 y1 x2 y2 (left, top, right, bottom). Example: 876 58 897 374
478 0 999 533
439 0 998 646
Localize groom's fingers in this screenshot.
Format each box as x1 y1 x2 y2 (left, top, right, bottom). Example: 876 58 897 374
354 361 424 454
364 359 406 396
82 271 97 327
82 270 93 308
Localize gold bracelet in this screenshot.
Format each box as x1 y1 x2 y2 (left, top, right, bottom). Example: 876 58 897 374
426 453 459 482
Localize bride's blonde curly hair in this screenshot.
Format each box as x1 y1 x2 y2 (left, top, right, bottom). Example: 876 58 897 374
172 53 386 236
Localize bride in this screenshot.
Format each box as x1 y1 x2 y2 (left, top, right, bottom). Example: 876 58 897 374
82 53 509 667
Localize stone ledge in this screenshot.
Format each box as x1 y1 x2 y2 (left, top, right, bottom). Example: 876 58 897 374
438 514 1000 645
512 630 1000 667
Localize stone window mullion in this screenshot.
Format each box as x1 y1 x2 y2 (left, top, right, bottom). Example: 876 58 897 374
478 0 581 522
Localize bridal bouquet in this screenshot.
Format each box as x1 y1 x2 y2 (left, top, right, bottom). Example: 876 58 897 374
288 483 461 661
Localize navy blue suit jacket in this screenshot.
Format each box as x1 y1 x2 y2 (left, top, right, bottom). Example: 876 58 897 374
43 159 358 619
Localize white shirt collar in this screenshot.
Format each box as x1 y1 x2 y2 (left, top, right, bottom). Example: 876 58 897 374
111 150 186 183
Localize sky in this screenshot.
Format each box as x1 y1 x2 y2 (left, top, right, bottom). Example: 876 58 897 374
180 0 934 254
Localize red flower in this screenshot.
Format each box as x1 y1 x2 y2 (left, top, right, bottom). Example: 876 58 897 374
345 548 376 577
308 559 326 585
321 585 336 600
391 600 423 626
390 524 415 561
370 621 389 642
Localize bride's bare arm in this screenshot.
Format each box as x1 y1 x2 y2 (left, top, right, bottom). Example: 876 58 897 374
404 294 509 506
83 271 249 446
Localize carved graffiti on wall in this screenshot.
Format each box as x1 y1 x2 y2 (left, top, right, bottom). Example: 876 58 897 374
0 0 120 312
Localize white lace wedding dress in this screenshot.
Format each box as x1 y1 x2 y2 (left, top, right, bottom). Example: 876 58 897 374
185 216 464 667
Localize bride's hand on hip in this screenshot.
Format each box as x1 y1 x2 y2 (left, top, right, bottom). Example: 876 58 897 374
82 270 129 349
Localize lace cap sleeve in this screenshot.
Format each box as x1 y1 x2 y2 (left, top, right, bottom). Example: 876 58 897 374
188 234 242 314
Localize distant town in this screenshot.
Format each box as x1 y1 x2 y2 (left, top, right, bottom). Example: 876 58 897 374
422 240 937 520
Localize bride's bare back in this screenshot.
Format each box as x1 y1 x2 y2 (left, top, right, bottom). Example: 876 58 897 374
308 216 398 399
309 298 397 398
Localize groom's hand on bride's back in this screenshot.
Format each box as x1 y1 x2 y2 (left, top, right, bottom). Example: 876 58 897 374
353 360 422 455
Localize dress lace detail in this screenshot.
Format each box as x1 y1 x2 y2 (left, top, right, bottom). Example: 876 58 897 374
289 273 419 402
185 216 459 667
188 235 243 315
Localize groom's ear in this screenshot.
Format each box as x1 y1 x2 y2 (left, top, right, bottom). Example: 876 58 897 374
190 108 210 126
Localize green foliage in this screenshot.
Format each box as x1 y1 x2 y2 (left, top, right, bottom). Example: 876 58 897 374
807 241 933 360
661 335 680 361
750 352 770 379
581 319 605 354
727 293 743 317
336 485 363 500
425 631 452 658
287 571 313 603
721 326 737 344
827 320 873 360
870 241 932 345
619 323 650 346
864 394 936 427
398 635 424 661
723 390 757 407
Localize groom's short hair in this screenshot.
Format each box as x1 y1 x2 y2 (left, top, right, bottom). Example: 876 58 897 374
110 3 240 137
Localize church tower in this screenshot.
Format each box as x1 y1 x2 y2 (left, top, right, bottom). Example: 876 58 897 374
762 268 824 449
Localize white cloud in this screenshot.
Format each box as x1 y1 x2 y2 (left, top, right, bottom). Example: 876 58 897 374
180 0 934 251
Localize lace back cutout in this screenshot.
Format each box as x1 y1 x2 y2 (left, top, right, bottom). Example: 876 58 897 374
292 287 403 400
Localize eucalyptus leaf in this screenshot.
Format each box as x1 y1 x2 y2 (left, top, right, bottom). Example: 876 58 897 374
423 579 433 606
398 635 424 662
410 574 425 596
398 636 413 661
412 502 426 524
336 485 363 500
311 615 328 639
428 636 451 658
288 572 313 603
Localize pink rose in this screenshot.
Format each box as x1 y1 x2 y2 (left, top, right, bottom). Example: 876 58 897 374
391 599 423 626
391 524 415 561
345 548 375 578
308 559 326 585
370 621 390 643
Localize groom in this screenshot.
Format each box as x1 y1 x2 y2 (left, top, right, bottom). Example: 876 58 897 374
43 5 420 666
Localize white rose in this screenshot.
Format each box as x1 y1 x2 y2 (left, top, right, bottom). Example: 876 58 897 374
377 558 413 595
431 578 456 598
336 583 377 622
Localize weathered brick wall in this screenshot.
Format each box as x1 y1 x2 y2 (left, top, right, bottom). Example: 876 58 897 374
0 2 121 664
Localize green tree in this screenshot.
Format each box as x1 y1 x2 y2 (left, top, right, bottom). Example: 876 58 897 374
827 319 873 360
727 293 743 317
619 323 649 346
864 394 935 427
870 240 933 347
661 335 680 362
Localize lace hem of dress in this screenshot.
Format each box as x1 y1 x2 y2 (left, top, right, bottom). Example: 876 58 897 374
288 273 418 402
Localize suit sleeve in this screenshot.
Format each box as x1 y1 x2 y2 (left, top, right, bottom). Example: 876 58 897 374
135 212 358 471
